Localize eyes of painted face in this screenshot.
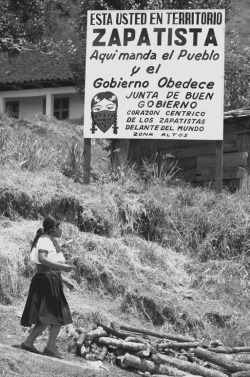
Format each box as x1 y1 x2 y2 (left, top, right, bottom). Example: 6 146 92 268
92 99 116 112
106 104 116 111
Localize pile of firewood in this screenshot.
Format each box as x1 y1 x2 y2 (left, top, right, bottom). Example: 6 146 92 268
68 322 250 377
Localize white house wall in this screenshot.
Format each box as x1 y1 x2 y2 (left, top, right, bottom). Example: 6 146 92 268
0 86 84 123
69 94 84 123
19 96 44 119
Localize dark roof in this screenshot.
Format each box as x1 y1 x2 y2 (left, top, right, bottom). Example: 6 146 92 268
0 51 75 90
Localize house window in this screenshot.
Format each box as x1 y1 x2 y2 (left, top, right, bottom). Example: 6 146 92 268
43 98 46 115
53 97 69 120
5 101 19 118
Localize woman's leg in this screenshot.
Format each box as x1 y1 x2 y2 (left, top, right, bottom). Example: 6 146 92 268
46 324 62 353
23 323 48 348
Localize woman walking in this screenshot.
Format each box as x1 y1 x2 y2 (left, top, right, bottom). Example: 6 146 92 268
20 215 73 359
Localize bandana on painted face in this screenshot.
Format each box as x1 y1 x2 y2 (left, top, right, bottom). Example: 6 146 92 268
92 110 116 133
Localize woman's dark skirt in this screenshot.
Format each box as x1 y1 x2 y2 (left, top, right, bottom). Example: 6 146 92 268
21 271 72 327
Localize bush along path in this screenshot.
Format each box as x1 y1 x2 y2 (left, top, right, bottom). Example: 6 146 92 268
70 322 250 377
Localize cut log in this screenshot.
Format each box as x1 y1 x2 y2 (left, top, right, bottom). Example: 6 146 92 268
125 336 148 344
120 325 196 342
152 375 203 377
208 346 234 354
72 330 80 341
97 346 108 361
151 375 172 377
194 347 250 373
96 322 133 340
231 372 250 377
110 321 120 331
67 338 77 353
124 336 157 355
233 348 250 354
85 326 107 346
134 349 151 358
158 341 201 350
111 321 145 339
76 332 86 354
97 337 147 352
120 353 187 376
80 344 88 357
232 355 250 364
151 352 228 377
116 348 126 357
74 327 85 334
120 353 154 373
162 349 176 357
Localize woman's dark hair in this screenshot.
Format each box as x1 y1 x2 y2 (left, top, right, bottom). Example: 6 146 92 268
91 91 118 110
31 215 60 250
43 216 60 232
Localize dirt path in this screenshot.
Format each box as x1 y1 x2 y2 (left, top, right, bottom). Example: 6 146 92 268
0 303 138 377
0 343 138 377
0 343 107 376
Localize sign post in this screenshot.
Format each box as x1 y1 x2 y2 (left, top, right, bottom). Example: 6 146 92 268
215 140 223 193
84 9 225 187
83 138 91 184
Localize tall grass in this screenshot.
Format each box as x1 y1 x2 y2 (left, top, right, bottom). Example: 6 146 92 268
0 221 35 303
0 118 61 171
141 154 180 185
61 140 84 181
0 114 88 179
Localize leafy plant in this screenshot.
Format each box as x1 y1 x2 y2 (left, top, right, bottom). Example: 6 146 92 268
225 32 250 110
141 153 180 185
18 134 59 171
60 140 84 182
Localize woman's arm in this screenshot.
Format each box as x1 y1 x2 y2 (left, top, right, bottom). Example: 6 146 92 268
38 250 72 272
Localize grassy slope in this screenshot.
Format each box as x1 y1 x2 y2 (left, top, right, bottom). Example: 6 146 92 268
1 114 250 350
2 170 250 347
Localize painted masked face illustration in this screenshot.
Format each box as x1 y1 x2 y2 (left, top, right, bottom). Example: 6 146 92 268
92 110 116 132
91 93 118 134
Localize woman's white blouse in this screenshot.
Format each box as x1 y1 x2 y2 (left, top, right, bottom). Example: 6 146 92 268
30 236 65 265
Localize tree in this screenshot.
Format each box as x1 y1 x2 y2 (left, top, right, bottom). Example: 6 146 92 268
0 0 65 56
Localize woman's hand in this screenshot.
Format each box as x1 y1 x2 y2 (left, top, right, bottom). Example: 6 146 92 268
60 264 73 273
38 251 72 272
63 280 76 290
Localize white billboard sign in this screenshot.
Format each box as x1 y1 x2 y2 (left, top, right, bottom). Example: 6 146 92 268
84 10 225 140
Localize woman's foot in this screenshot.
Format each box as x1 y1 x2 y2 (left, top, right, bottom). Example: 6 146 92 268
43 347 64 359
20 342 40 354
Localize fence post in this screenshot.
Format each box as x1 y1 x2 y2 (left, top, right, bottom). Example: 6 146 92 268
215 140 223 193
83 138 91 184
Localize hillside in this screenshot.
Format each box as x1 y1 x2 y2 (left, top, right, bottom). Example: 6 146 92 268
2 115 250 375
226 0 250 41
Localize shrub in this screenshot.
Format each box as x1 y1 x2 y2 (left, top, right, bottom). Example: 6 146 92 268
60 140 84 182
0 220 34 303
